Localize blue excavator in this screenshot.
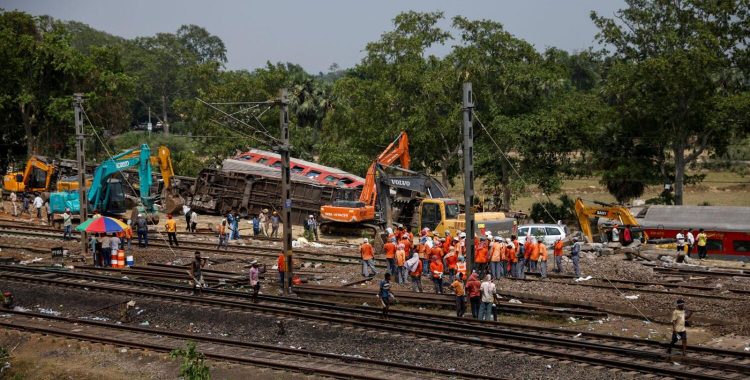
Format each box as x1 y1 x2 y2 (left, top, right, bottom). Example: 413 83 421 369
50 144 183 223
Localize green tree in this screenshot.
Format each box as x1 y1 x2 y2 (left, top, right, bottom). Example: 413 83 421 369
0 11 87 157
322 12 461 184
592 0 750 205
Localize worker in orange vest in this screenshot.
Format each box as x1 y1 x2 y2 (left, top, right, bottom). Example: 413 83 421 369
443 231 453 254
489 236 504 279
505 238 516 278
528 238 540 273
537 240 548 278
407 251 423 292
395 243 407 284
429 255 444 294
360 238 377 278
401 234 412 255
456 255 467 279
444 246 458 283
553 239 564 273
474 237 489 277
419 237 430 277
384 237 397 277
511 236 522 278
277 252 289 289
524 238 535 273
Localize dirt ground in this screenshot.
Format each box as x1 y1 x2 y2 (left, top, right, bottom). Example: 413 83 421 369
1 204 750 379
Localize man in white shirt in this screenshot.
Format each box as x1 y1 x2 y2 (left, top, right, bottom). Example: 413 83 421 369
182 205 191 231
478 274 497 321
9 192 18 217
190 210 198 233
686 229 695 257
33 194 44 220
676 230 686 252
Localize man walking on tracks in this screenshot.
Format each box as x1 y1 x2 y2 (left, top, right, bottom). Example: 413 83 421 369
260 209 270 236
33 193 43 221
270 211 280 238
248 260 261 303
165 214 178 247
378 273 394 319
136 213 148 248
189 251 207 296
571 236 582 278
667 299 692 356
450 272 466 317
360 238 377 278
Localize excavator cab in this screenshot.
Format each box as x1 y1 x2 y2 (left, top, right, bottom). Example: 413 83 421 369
2 156 55 194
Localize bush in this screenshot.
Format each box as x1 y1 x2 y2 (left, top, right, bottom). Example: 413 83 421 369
170 341 210 380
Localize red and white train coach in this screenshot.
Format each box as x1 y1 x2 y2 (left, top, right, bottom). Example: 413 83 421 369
234 149 364 189
634 205 750 257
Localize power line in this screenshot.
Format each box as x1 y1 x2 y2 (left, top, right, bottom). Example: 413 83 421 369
472 109 653 323
196 98 280 144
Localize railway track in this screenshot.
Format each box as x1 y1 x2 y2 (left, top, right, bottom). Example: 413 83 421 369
516 276 747 301
0 309 479 380
2 265 749 379
0 225 367 266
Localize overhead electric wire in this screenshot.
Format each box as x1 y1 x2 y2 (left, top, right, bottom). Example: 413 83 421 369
80 107 179 258
196 98 279 144
471 109 653 323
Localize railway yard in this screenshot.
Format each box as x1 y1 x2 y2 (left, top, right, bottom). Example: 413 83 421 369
1 213 749 379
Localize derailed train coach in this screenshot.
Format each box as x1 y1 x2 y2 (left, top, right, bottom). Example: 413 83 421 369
185 159 361 225
634 205 750 257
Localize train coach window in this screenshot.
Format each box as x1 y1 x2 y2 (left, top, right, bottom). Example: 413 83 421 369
257 158 268 164
324 175 338 183
706 239 723 252
291 166 304 174
733 240 750 253
271 161 282 168
306 170 321 179
338 177 354 186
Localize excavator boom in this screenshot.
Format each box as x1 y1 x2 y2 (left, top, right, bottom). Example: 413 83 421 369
574 197 645 243
321 132 411 225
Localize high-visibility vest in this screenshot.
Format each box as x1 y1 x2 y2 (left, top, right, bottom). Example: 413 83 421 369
456 262 467 277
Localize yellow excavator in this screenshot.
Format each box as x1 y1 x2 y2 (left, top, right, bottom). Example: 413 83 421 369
2 156 55 194
573 198 647 243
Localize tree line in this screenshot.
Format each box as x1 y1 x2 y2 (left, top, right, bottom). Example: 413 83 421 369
1 0 748 209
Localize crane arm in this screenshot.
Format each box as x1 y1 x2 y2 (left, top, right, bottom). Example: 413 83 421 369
360 132 410 206
150 145 174 188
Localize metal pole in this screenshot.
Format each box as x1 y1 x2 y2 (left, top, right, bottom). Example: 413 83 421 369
462 83 476 274
74 94 88 257
279 89 293 296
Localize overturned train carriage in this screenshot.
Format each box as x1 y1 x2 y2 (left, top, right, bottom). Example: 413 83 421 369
186 160 360 225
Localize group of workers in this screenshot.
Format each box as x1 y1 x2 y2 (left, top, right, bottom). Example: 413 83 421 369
676 228 709 261
361 226 584 296
1 190 52 224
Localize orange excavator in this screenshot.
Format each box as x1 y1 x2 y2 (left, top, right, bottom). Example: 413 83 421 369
319 132 410 237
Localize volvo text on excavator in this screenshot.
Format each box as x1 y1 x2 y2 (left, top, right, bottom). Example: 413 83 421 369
320 132 515 243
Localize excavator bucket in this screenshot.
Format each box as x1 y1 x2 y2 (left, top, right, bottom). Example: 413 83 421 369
162 188 185 216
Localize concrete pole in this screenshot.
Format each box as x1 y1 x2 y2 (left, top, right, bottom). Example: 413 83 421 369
73 94 88 256
462 83 476 274
279 89 293 296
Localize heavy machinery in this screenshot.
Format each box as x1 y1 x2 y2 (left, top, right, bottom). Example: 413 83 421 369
2 156 56 194
573 198 647 243
320 132 515 240
56 175 93 191
50 144 183 222
319 132 411 236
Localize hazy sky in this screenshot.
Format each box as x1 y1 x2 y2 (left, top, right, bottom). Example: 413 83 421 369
4 0 625 73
